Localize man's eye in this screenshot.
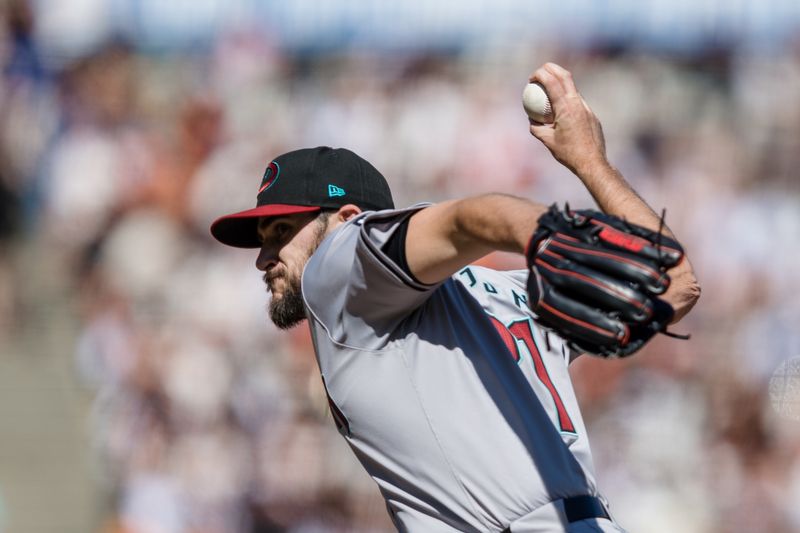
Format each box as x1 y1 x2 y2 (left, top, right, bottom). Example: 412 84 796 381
274 224 291 237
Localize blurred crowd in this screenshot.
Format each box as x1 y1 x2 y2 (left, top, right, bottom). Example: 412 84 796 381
1 0 800 532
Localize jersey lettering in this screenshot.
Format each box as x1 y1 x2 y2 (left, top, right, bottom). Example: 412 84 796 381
490 316 576 434
459 268 527 311
511 289 527 310
459 267 477 287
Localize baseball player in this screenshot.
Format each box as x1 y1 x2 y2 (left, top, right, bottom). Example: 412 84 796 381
210 63 700 532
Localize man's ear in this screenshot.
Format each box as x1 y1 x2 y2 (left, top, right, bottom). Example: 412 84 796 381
337 204 362 222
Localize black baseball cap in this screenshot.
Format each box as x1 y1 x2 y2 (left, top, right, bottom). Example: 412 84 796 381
211 146 394 248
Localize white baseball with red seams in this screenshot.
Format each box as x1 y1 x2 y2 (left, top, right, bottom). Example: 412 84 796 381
522 82 554 124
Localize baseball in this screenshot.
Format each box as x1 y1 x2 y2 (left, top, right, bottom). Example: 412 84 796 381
522 82 553 124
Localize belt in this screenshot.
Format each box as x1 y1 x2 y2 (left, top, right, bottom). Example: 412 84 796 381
501 495 610 532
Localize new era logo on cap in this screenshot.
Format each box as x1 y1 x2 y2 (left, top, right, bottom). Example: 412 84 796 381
328 184 346 197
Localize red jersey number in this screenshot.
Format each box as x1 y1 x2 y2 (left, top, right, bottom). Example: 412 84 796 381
489 316 576 434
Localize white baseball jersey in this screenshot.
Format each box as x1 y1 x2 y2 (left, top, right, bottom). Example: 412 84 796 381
301 206 616 532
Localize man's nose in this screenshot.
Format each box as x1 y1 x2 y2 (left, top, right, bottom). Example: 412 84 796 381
256 244 279 271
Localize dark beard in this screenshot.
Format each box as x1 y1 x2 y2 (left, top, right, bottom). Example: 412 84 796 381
268 281 307 330
265 213 330 330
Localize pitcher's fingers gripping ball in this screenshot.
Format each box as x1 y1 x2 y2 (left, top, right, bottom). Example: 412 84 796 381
525 204 684 358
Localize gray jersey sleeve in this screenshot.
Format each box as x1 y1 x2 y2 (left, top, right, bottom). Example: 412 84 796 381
302 204 439 351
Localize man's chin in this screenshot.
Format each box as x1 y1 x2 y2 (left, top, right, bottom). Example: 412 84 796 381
269 315 306 330
268 292 307 330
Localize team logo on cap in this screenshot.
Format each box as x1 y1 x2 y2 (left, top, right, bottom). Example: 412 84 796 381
258 161 280 194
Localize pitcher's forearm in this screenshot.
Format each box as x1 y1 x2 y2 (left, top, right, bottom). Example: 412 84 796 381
451 194 549 254
575 159 670 234
575 159 700 322
406 194 548 285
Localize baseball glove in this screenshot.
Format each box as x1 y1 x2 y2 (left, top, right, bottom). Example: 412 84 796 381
526 204 684 358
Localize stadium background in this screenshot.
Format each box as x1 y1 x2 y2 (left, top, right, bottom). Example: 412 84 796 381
1 0 799 531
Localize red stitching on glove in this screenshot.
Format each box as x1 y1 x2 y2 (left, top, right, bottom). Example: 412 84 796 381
550 240 662 281
542 249 566 260
539 301 618 339
534 258 650 315
554 232 580 243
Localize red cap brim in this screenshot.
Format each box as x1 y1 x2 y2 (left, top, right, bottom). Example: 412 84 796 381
210 204 321 248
